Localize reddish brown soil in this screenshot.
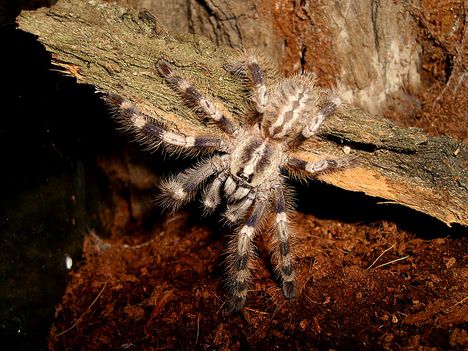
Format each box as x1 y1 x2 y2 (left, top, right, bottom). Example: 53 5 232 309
48 199 466 350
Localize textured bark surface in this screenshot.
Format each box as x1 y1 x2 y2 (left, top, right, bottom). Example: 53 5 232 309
118 0 467 140
18 0 468 227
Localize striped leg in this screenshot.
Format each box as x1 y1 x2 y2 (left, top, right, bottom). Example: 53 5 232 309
248 57 268 113
105 93 226 154
226 194 267 311
158 156 228 212
156 59 239 135
202 171 228 213
272 186 296 298
301 97 342 138
287 156 352 175
224 191 256 224
226 51 268 113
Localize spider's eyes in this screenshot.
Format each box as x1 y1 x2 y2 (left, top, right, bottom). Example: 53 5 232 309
237 171 253 183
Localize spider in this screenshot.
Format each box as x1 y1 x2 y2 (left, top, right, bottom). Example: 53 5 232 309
105 51 352 311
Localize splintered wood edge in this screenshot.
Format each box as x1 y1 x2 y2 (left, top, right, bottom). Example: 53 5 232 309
322 167 463 226
17 0 468 227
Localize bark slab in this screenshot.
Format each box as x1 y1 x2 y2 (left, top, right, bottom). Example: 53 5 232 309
17 0 468 227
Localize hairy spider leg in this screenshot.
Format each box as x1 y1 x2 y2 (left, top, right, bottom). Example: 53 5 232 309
202 170 228 213
247 56 268 113
226 193 268 311
156 59 239 135
226 50 269 114
272 184 296 299
158 156 228 212
301 97 342 138
224 190 256 224
106 93 226 154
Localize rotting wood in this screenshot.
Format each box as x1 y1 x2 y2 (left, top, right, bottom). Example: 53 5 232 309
17 0 467 227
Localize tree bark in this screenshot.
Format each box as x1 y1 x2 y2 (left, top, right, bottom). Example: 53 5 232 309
17 0 467 227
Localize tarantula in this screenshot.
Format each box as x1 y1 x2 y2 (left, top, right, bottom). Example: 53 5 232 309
105 52 352 311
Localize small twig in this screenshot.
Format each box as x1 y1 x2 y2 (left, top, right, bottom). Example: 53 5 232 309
90 232 112 251
374 256 410 269
270 300 288 321
208 290 223 304
366 244 395 270
195 314 200 345
244 307 269 315
165 213 188 224
305 295 321 305
453 72 467 93
449 296 468 310
56 279 110 337
216 300 227 315
122 237 156 249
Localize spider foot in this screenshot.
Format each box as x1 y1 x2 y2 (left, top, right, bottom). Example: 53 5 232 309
282 280 297 299
226 294 247 312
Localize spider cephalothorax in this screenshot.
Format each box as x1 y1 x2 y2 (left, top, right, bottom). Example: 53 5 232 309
106 51 352 311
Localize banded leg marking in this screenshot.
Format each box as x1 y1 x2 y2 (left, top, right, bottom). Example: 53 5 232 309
247 57 268 113
227 195 267 311
224 191 255 224
227 53 268 113
202 171 228 212
156 59 239 135
301 97 342 138
105 93 225 152
273 186 296 299
158 157 226 211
